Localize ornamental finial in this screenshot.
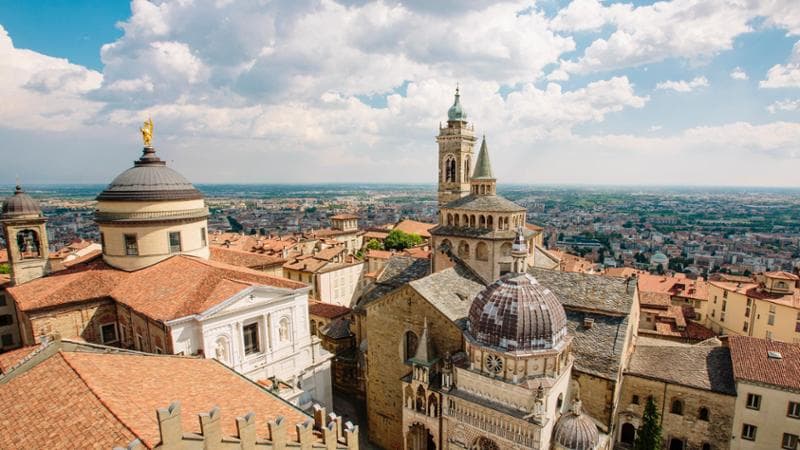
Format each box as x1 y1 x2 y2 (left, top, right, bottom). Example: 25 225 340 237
140 117 154 147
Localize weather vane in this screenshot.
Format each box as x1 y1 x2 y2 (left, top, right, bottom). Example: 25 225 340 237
140 117 154 146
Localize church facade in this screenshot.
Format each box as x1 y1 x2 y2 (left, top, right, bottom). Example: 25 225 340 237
363 91 633 450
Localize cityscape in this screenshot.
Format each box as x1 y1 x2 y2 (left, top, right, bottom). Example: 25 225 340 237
1 2 800 450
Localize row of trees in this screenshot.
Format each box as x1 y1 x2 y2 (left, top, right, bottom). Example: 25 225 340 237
366 230 423 251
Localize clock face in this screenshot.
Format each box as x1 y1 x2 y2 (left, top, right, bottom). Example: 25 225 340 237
485 354 503 373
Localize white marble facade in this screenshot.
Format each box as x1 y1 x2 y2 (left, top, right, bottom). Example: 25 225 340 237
167 285 333 409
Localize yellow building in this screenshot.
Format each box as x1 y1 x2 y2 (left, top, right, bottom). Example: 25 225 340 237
706 272 800 344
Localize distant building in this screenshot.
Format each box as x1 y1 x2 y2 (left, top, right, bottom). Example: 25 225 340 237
283 246 364 306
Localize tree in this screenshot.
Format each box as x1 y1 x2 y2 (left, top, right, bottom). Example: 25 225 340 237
634 397 662 450
0 263 9 275
366 239 384 250
383 230 423 251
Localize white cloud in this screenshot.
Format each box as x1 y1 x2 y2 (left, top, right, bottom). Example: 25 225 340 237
655 76 709 92
0 25 103 131
761 41 800 88
767 99 800 113
730 67 748 80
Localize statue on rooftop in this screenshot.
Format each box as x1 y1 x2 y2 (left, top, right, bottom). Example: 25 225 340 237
140 117 154 146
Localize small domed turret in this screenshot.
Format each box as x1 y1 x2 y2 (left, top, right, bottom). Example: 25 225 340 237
552 400 599 450
1 185 42 219
447 86 467 122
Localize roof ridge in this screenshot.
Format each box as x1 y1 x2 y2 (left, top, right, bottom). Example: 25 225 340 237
58 351 143 444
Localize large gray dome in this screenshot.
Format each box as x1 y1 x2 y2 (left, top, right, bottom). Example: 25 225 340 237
552 402 599 450
1 185 42 219
467 273 567 352
97 147 203 201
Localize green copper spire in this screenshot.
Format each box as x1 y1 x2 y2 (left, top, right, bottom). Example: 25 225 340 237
447 85 467 121
472 135 494 180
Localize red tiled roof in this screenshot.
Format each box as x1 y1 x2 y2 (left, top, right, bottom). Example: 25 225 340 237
764 271 799 281
525 223 544 232
308 301 351 319
62 249 102 268
728 335 800 390
0 349 310 449
639 291 671 308
0 345 39 374
209 246 285 269
402 247 431 259
366 249 393 259
8 256 305 321
393 220 435 239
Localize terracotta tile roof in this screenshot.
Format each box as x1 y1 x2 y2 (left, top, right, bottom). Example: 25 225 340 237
0 348 311 449
764 271 799 280
308 301 351 319
639 291 671 308
315 247 345 261
366 249 393 259
0 274 9 289
61 249 102 268
8 256 305 321
209 246 285 269
525 223 544 232
728 335 800 390
363 230 389 240
402 247 431 259
0 352 136 449
331 214 359 220
603 267 646 279
638 273 708 301
0 345 39 374
393 219 436 238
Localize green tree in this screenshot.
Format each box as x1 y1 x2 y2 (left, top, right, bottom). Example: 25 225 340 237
366 239 384 250
634 397 662 450
0 263 10 275
383 230 423 251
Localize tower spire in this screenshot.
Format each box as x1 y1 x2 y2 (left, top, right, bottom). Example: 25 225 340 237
472 135 494 179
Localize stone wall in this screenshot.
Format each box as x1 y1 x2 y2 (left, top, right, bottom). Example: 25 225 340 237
617 374 735 450
24 299 116 346
365 285 464 450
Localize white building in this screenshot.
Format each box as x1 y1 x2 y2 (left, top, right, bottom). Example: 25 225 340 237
168 284 333 409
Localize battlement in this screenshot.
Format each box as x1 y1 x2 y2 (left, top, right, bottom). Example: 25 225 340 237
113 402 359 450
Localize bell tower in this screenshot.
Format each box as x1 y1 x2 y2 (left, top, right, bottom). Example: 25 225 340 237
1 185 50 285
437 87 476 208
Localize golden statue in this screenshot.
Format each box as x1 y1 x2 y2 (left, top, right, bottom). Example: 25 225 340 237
140 118 154 146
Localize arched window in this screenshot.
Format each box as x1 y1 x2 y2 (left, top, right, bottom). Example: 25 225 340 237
476 242 489 261
447 213 453 226
404 331 418 361
427 393 438 417
777 281 787 289
445 158 456 183
698 407 709 421
416 385 426 412
462 214 469 226
500 242 512 257
16 229 41 259
214 336 230 365
469 215 476 227
702 443 711 450
458 241 470 259
479 215 486 228
454 215 460 227
404 385 414 409
671 399 683 415
487 215 494 229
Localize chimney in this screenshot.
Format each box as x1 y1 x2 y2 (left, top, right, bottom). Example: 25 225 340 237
583 317 594 329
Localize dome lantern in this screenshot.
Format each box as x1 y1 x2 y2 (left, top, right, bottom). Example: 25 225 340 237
447 86 467 122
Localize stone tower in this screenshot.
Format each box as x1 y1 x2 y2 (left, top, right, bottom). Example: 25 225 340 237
0 185 50 285
437 87 477 208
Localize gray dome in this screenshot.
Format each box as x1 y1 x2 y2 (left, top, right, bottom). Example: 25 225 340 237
97 147 203 201
467 273 567 352
1 185 42 219
553 402 599 450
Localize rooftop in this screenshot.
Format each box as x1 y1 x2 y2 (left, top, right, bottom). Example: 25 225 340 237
0 340 310 449
528 268 635 316
626 344 736 395
728 335 800 390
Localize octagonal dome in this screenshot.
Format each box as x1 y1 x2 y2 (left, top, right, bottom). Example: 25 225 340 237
96 147 203 202
1 185 42 219
467 272 567 352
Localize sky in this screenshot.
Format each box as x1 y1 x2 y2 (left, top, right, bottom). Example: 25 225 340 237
1 0 800 186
